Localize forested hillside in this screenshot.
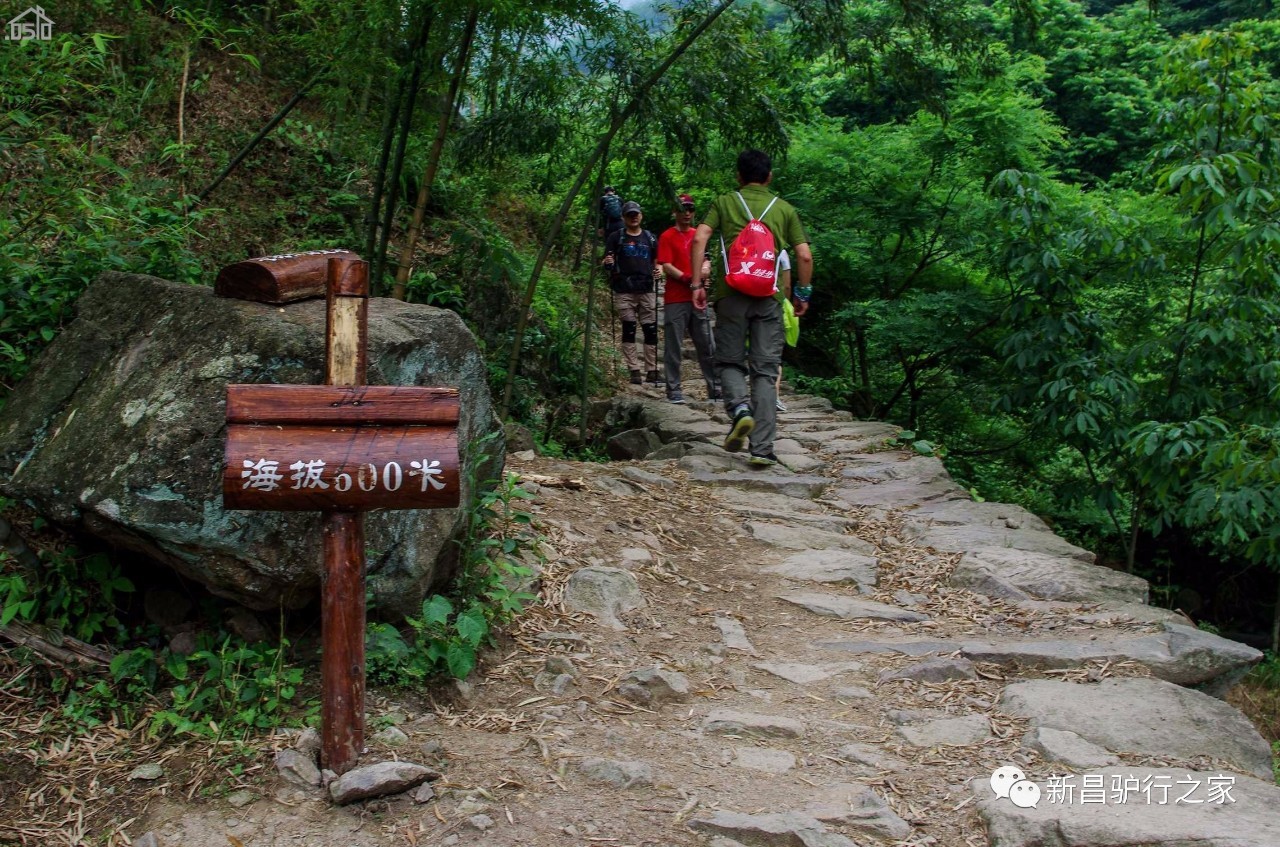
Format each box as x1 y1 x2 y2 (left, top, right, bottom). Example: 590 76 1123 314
3 0 1279 643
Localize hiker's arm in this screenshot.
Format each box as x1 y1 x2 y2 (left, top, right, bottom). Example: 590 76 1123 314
602 232 617 268
690 225 712 286
794 242 812 287
689 224 713 310
792 242 813 316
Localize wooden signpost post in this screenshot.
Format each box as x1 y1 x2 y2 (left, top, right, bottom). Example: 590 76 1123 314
221 253 460 774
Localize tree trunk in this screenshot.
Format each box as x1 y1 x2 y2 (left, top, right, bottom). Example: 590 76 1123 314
186 66 326 213
501 29 528 113
357 72 372 121
373 11 436 290
853 322 872 415
1125 498 1142 573
177 44 190 199
484 23 503 115
364 73 407 259
571 204 593 273
580 148 611 434
499 0 739 418
1272 576 1280 656
391 6 479 301
907 372 921 432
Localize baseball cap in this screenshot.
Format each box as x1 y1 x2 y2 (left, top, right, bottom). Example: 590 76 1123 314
621 200 642 214
677 193 695 208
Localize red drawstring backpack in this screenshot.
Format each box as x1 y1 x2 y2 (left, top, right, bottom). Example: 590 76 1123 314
720 191 780 297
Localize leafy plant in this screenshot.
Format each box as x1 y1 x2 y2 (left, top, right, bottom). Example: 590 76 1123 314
58 632 309 738
366 460 540 683
148 636 306 739
0 546 133 642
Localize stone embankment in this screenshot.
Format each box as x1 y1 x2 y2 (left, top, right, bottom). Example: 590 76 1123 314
143 387 1279 847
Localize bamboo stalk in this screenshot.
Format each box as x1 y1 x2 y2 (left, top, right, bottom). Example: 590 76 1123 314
499 0 739 417
373 10 437 290
186 66 327 212
391 6 480 301
579 151 610 435
364 72 407 260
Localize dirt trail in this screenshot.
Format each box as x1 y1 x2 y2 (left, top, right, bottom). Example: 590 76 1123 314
132 371 1269 847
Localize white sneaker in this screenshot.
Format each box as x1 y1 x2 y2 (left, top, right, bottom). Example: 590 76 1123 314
776 399 788 412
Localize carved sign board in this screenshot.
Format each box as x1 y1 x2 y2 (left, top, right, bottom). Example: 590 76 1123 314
223 385 460 512
216 250 361 304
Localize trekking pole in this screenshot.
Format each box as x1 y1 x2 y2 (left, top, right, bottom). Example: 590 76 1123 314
655 267 663 388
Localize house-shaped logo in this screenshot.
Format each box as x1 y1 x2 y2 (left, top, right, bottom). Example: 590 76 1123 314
6 6 53 41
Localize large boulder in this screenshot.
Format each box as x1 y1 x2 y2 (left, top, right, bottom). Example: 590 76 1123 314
0 273 500 618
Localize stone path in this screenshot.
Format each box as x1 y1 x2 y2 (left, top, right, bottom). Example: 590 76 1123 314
140 382 1280 847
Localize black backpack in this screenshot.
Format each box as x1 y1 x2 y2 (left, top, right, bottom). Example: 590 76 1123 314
606 229 657 292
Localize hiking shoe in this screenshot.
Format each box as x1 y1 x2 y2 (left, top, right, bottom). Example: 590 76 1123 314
667 389 686 404
723 405 754 453
748 452 779 467
629 370 643 385
776 398 788 412
647 370 663 384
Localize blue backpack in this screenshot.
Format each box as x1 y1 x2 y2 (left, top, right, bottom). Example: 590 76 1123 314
602 193 623 223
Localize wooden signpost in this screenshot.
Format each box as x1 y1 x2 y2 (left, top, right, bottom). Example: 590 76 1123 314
221 253 460 774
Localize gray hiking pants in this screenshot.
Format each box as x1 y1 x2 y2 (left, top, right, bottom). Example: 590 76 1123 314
663 301 718 395
714 292 783 456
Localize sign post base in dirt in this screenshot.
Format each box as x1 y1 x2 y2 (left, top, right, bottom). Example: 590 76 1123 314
221 253 460 774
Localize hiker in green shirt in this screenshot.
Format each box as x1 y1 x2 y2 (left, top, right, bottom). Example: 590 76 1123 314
690 149 813 466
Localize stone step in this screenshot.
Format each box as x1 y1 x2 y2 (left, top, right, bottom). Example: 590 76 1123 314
976 766 1280 847
960 622 1260 696
778 590 929 622
726 504 858 533
816 637 954 657
951 547 1148 604
762 549 878 591
702 710 806 739
752 660 864 685
689 811 856 847
689 469 829 499
999 677 1273 780
778 453 826 473
747 522 877 555
903 520 1095 563
833 477 970 507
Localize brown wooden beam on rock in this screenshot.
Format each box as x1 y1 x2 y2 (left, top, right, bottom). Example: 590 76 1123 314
215 250 361 304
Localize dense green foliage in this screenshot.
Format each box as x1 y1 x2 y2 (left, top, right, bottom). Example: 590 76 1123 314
0 448 541 733
367 465 540 683
3 1 1280 640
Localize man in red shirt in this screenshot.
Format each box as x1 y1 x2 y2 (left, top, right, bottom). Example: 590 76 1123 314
657 193 719 403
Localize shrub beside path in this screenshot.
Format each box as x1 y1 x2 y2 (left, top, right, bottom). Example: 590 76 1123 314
143 389 1280 847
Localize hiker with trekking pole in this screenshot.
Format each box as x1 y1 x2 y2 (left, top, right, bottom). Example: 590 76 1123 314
657 193 719 404
603 201 662 386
